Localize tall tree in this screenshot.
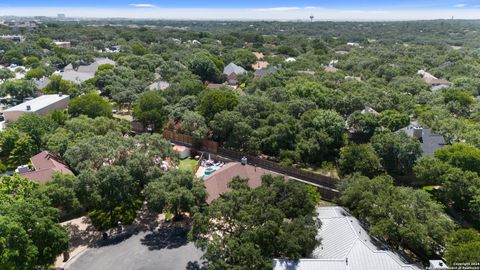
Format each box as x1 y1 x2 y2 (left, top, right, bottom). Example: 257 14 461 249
189 175 320 269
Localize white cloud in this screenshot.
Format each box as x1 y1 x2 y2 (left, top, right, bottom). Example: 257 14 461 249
453 3 466 8
128 4 157 8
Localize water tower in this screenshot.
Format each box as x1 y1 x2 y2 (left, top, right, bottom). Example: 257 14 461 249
310 15 314 22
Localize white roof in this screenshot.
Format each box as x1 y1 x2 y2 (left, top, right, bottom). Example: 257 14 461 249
274 207 422 270
4 94 69 113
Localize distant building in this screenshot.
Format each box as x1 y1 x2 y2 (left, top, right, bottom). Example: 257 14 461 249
18 151 73 184
61 58 115 84
252 61 269 71
3 94 69 122
253 52 264 60
149 81 170 91
324 66 338 73
285 57 296 63
0 35 25 42
396 123 447 157
254 66 278 78
54 41 71 48
361 106 380 115
274 207 422 270
57 13 66 19
417 70 450 91
223 63 246 85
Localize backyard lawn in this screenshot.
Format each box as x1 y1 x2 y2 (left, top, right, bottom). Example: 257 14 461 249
178 158 198 172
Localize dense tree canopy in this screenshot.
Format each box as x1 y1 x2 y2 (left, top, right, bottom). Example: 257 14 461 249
189 175 320 269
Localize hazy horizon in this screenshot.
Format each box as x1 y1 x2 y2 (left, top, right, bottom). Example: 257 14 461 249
1 1 480 21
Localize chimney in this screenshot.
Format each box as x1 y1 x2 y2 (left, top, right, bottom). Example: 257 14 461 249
413 127 423 139
26 105 31 111
58 92 63 97
241 156 247 166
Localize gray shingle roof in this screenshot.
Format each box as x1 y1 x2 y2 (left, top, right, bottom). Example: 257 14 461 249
61 58 115 84
397 124 446 157
223 62 246 76
254 66 278 77
274 207 422 270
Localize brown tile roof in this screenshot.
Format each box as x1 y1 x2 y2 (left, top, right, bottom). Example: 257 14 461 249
20 151 73 183
252 61 269 70
203 162 282 204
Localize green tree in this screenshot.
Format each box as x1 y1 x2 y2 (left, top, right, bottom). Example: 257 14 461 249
435 143 480 174
346 111 379 137
338 144 383 177
189 175 320 269
198 89 239 122
338 174 454 257
296 109 345 163
178 111 208 143
82 165 139 230
0 80 37 100
0 68 14 80
133 91 167 131
2 49 23 64
144 170 207 218
445 229 480 264
11 113 58 150
43 173 82 219
371 131 422 175
0 174 69 269
378 110 410 131
188 52 221 82
68 92 112 118
24 67 47 80
43 75 75 95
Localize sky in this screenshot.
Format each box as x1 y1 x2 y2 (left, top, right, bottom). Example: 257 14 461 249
0 0 479 20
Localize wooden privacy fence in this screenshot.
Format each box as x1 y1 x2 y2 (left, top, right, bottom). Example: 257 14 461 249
163 130 340 201
163 130 218 153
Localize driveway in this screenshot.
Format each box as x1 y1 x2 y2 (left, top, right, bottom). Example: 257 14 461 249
66 226 205 270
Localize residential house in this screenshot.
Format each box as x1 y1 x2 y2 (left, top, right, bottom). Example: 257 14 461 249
254 66 278 78
324 66 338 73
18 151 73 184
417 70 450 91
203 162 282 204
396 122 447 157
149 81 170 91
61 58 115 84
3 93 69 122
223 62 246 85
252 61 269 71
54 41 71 48
274 207 422 270
253 52 264 60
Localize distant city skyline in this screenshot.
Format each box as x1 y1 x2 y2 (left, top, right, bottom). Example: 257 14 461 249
1 1 479 20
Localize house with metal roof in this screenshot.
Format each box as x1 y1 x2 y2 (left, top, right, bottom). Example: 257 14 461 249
3 93 69 122
273 207 422 270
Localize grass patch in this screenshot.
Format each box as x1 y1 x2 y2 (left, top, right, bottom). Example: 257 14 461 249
422 185 436 191
179 158 198 172
317 200 337 207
